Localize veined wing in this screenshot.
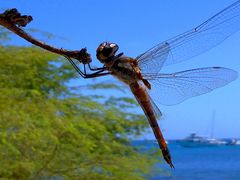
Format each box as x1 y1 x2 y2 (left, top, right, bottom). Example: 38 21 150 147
137 1 240 73
143 67 238 106
149 95 162 120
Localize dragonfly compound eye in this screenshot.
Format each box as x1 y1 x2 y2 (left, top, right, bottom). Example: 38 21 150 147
96 42 119 62
102 47 113 57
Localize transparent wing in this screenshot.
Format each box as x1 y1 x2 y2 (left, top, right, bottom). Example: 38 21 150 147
137 1 240 74
137 42 171 74
149 96 162 120
143 67 238 106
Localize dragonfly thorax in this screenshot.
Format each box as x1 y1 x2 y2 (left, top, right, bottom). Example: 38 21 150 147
96 42 119 63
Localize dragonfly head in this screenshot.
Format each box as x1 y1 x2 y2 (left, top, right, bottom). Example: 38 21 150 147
96 42 119 63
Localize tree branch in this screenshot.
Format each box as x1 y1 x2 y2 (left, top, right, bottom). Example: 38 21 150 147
0 8 92 64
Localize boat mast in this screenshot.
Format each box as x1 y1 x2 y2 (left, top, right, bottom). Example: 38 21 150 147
210 110 216 139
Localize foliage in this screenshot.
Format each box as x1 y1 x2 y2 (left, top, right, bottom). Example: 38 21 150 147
0 43 160 179
0 27 11 42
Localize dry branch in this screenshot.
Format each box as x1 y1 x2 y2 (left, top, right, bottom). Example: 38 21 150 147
0 8 92 64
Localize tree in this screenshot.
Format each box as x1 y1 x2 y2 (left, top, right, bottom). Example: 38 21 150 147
0 43 161 179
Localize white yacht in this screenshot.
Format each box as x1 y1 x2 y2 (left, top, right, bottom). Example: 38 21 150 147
177 133 227 147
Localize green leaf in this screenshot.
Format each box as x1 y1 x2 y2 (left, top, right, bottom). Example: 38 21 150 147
0 31 161 179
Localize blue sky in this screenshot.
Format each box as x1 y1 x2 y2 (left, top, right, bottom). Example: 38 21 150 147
1 0 240 139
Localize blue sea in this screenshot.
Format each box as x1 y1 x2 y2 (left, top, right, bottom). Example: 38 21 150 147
133 140 240 180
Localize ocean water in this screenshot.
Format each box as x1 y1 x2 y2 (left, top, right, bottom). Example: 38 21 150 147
133 140 240 180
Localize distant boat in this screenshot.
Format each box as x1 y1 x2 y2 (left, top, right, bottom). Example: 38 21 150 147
227 139 240 146
177 133 227 148
178 111 228 147
206 138 228 145
177 133 209 148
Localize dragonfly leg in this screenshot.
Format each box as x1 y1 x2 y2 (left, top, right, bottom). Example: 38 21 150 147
83 72 110 79
66 56 110 79
88 63 107 71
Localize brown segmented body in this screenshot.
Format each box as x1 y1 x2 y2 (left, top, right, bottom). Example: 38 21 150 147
130 82 165 146
106 56 174 168
129 81 173 168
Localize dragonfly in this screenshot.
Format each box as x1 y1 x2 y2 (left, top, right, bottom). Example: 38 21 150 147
66 1 240 168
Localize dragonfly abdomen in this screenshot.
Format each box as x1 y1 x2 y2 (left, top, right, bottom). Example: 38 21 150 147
130 81 174 168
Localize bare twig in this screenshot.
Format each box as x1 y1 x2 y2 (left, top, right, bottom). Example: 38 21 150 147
0 8 92 64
